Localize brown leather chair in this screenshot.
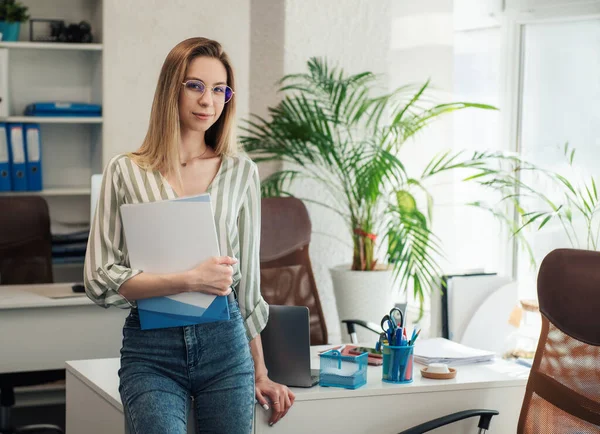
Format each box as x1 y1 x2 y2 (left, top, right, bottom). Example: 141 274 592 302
259 197 328 345
0 196 53 285
517 248 600 433
398 248 600 433
0 196 64 434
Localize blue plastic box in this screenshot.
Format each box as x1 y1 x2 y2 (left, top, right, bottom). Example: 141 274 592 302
318 349 368 389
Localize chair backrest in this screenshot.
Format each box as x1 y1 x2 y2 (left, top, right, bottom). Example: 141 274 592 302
517 248 600 433
0 196 53 285
259 197 328 345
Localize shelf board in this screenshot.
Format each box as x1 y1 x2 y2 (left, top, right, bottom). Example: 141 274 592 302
0 188 91 196
2 116 102 124
0 41 102 51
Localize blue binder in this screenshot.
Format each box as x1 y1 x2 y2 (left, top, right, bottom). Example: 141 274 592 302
24 123 42 191
8 124 27 191
24 102 102 117
0 123 11 191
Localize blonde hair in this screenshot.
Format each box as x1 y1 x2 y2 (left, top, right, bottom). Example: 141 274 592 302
129 37 238 181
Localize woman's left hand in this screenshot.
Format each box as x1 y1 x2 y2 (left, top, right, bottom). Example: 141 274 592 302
255 374 295 426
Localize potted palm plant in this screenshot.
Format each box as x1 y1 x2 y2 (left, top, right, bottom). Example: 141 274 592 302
240 58 496 335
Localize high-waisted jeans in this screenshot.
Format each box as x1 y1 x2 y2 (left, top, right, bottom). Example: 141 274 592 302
118 300 255 434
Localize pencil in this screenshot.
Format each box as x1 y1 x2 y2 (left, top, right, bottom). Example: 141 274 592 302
409 329 421 346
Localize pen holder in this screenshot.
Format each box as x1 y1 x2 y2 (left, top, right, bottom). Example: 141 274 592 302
382 344 414 383
319 349 368 389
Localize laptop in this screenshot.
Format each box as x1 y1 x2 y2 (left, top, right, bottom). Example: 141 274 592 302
260 305 320 388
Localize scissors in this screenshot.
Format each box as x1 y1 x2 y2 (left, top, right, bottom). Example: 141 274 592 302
380 307 404 345
381 316 396 343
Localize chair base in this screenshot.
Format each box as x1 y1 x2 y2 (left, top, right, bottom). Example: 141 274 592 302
10 425 64 434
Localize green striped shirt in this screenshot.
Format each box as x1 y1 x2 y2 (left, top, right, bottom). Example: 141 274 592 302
83 153 269 340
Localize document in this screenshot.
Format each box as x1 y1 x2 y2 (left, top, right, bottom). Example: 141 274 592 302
120 194 229 330
413 338 495 366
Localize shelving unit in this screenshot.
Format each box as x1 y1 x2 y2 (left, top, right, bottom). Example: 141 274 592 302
1 0 104 282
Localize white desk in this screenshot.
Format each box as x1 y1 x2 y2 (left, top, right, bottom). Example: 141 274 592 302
66 346 530 434
0 283 128 374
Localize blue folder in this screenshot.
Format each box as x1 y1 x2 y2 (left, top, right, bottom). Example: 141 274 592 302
136 194 230 330
138 294 230 330
24 123 42 191
8 124 27 191
0 123 11 191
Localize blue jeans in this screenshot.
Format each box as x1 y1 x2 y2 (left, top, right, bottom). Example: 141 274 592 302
118 300 255 434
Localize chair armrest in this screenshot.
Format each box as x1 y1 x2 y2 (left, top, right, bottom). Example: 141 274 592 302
341 319 382 341
397 409 499 434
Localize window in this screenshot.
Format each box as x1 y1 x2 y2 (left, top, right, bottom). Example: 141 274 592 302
516 18 600 295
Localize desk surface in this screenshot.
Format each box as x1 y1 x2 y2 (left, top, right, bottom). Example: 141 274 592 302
0 283 91 309
66 345 530 413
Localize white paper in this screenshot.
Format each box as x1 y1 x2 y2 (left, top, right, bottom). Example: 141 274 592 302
414 338 495 366
120 200 220 309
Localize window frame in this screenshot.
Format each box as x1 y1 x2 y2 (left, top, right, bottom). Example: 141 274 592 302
502 3 600 279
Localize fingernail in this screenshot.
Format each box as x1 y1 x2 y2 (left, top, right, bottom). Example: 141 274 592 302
262 404 269 410
269 422 274 427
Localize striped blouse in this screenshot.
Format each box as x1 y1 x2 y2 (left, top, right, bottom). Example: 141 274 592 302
83 153 269 340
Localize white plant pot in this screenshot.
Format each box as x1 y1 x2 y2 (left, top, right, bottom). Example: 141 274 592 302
330 264 396 344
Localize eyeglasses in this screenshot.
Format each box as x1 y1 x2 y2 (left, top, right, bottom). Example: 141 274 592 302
181 79 234 105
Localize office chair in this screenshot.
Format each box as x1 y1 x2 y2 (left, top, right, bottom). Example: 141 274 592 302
516 248 600 433
259 197 328 345
396 248 600 433
0 197 64 434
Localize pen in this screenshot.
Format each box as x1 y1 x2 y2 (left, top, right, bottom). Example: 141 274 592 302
395 330 402 346
410 328 416 344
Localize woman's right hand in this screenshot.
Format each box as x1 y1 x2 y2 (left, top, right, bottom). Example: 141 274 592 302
184 256 238 296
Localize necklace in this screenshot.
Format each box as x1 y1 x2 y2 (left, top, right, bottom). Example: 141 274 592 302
181 147 209 167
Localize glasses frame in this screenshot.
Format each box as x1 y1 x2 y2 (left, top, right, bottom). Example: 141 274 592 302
181 79 235 105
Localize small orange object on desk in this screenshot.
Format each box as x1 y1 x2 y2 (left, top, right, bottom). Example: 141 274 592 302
420 363 457 380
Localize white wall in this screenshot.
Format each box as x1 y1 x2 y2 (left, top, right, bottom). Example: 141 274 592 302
388 1 455 333
102 0 251 163
248 0 285 180
248 0 393 343
247 0 463 341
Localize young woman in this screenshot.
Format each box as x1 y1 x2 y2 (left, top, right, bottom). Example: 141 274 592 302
84 37 294 433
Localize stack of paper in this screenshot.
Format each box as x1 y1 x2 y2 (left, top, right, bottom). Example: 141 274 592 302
120 194 229 330
413 338 495 366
